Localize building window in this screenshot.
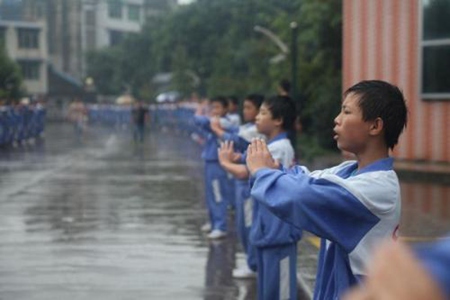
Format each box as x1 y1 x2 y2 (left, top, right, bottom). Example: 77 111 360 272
109 30 124 46
108 0 122 19
17 28 39 49
422 0 450 98
18 61 41 80
128 4 140 22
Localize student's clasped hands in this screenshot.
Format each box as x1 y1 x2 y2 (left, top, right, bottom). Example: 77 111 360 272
218 141 241 164
246 139 279 175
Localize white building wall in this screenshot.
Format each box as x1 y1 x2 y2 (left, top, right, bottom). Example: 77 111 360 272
95 0 144 49
0 20 48 95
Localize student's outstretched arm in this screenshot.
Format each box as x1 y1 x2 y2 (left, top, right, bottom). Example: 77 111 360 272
210 118 249 150
193 115 211 131
247 140 380 252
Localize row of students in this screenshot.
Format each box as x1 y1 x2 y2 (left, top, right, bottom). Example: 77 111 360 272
211 94 265 278
217 96 301 299
194 93 304 299
193 80 412 300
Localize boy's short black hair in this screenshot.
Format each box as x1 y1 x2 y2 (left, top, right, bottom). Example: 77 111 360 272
228 96 239 106
263 95 296 130
210 96 229 108
244 94 264 109
344 80 408 149
279 79 291 93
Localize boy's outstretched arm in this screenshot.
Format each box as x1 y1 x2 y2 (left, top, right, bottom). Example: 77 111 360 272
193 115 211 131
246 140 381 252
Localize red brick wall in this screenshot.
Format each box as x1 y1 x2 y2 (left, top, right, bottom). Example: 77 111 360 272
343 0 450 162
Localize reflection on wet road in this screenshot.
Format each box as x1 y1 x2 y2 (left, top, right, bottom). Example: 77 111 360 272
0 124 256 300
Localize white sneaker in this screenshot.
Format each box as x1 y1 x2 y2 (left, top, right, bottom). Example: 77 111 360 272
207 229 227 239
201 223 212 232
232 266 257 279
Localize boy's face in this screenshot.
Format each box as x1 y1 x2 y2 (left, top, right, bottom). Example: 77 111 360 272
210 102 227 117
333 93 372 154
243 100 259 123
255 103 280 136
229 102 238 113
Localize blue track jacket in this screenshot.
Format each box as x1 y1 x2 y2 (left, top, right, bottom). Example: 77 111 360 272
194 115 234 161
250 157 401 299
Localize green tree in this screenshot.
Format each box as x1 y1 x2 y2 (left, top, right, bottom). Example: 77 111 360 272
171 45 193 97
86 48 123 96
0 45 24 100
86 0 343 152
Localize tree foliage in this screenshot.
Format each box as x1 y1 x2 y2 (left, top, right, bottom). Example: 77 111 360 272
86 0 342 150
0 45 24 100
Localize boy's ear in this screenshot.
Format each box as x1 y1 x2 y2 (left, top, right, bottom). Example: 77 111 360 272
369 117 384 136
274 117 283 128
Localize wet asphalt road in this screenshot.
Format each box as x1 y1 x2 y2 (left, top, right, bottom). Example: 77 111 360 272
0 123 256 300
1 123 449 300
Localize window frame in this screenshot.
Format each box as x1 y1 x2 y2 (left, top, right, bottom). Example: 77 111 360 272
420 0 450 100
127 4 141 22
17 28 40 49
18 60 41 80
108 0 123 19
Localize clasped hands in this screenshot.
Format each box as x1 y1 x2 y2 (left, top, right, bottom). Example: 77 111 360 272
218 141 241 164
218 139 279 175
246 139 280 175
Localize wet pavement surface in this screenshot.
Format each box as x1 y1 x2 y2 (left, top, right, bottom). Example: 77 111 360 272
0 123 255 300
1 123 449 299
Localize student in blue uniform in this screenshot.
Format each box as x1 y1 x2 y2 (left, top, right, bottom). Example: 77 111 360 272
219 95 302 299
344 237 450 300
212 94 264 278
194 96 234 239
246 80 408 300
227 96 242 127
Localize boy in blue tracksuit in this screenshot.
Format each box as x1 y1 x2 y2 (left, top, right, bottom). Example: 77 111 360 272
246 80 408 299
194 96 235 239
219 96 302 299
212 94 264 278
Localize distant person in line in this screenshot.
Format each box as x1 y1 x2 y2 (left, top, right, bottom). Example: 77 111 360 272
131 101 149 143
211 93 264 279
219 96 301 299
277 79 291 97
344 238 450 300
227 96 242 127
246 80 408 299
277 78 300 156
67 98 88 142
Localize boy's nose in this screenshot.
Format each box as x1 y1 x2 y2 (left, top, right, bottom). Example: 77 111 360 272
334 115 340 125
